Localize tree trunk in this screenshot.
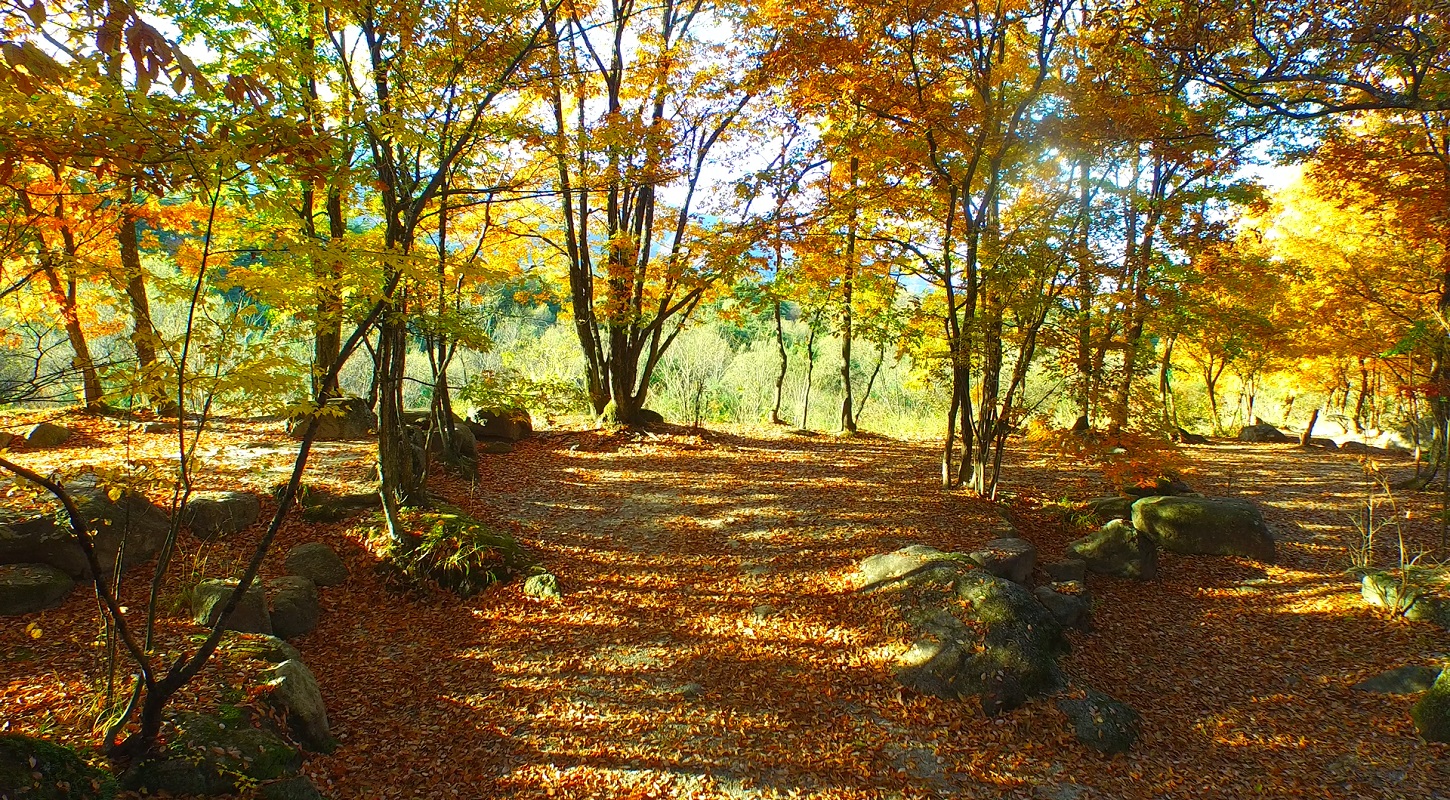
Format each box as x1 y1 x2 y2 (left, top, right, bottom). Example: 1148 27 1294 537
855 341 885 423
1352 357 1370 433
799 315 819 430
1158 333 1177 432
771 300 787 425
313 187 346 396
840 156 858 433
118 210 175 415
1299 407 1319 447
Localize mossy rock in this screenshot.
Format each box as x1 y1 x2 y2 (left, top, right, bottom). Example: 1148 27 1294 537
1410 666 1450 743
0 734 115 799
126 711 302 795
366 504 535 597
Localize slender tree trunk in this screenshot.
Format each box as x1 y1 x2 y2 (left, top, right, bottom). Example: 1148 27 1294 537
855 341 885 423
1352 357 1370 433
799 315 819 430
771 300 787 425
1158 333 1176 432
118 209 175 415
42 265 104 409
1300 407 1320 447
840 156 858 433
313 188 346 396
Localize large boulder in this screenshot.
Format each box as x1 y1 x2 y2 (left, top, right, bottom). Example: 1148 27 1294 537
858 547 1068 714
469 407 532 442
267 576 320 640
968 537 1037 584
264 659 336 753
1410 666 1450 743
23 422 72 449
127 711 303 796
0 563 74 615
182 491 261 541
1353 665 1443 694
286 397 376 441
1132 496 1276 563
0 477 171 579
284 542 348 586
1065 520 1157 580
1083 496 1133 523
1238 422 1291 443
0 734 115 799
191 579 272 635
1057 688 1141 754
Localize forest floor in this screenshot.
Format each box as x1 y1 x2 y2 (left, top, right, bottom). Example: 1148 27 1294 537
3 414 1450 799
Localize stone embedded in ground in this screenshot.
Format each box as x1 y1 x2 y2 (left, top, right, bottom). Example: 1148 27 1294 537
1238 422 1291 443
284 542 348 586
679 682 704 700
1083 495 1133 522
127 711 303 795
860 549 1068 713
286 397 376 441
0 563 75 616
23 422 71 449
1132 495 1277 563
1353 665 1443 694
260 776 325 800
1361 571 1450 628
1410 666 1450 743
522 571 562 601
183 491 261 541
1065 519 1157 580
220 631 303 665
0 476 171 579
1121 477 1195 499
1057 688 1141 754
1043 559 1087 583
1034 581 1091 629
469 406 533 442
265 659 336 753
192 578 272 634
267 576 320 640
479 440 515 455
0 733 114 799
968 537 1037 584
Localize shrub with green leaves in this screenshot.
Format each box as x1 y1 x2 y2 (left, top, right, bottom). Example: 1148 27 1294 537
365 505 535 597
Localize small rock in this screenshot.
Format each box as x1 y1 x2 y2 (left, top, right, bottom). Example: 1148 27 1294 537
1083 496 1134 522
23 422 71 448
267 576 320 640
1354 665 1442 694
968 537 1037 584
1034 783 1087 800
479 440 515 455
284 542 348 586
142 422 171 435
0 563 74 615
750 604 777 621
522 572 562 602
1058 688 1140 754
192 579 272 634
1238 422 1291 443
183 491 261 541
1043 559 1087 583
265 659 336 753
220 631 303 664
679 682 704 700
261 776 326 800
1034 582 1090 629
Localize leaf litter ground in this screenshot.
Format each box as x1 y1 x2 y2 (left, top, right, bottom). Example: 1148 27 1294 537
2 414 1448 799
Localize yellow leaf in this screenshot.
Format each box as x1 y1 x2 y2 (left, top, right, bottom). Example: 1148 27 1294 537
25 622 42 639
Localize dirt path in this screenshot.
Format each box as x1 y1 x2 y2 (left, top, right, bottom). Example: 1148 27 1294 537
283 427 1448 799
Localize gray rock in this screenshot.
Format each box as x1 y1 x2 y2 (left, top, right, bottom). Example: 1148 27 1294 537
265 659 336 753
1361 571 1450 626
1132 496 1276 563
1353 665 1443 694
679 682 705 700
1410 666 1450 742
968 537 1037 584
1044 559 1087 583
128 711 302 795
182 491 261 541
1238 422 1291 443
192 579 272 634
1066 520 1157 580
860 549 1068 714
1058 688 1140 754
261 776 325 800
141 422 171 435
0 563 74 615
856 545 971 590
267 576 319 640
522 572 562 601
750 604 777 621
0 476 172 579
284 542 348 586
1083 496 1133 522
1034 582 1091 629
286 397 376 441
479 439 515 455
23 422 71 448
219 631 302 664
470 406 533 442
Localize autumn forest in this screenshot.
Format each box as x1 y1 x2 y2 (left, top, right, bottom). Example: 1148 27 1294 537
2 1 1450 798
